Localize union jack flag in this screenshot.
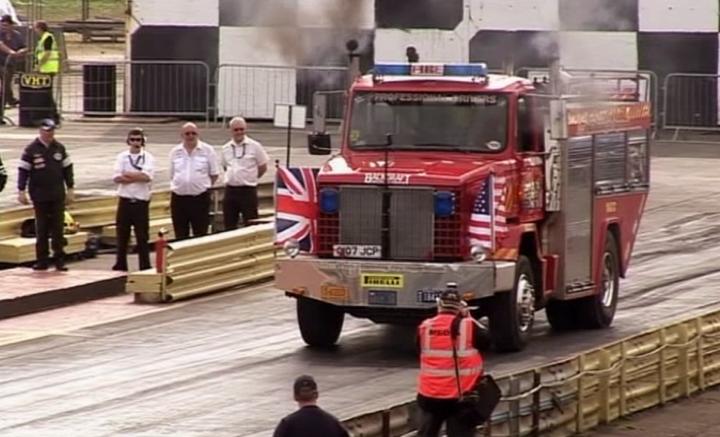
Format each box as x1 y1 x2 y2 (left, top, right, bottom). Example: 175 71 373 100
275 167 319 253
468 174 508 250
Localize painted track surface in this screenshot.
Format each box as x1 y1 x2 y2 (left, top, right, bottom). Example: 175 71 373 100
0 143 718 436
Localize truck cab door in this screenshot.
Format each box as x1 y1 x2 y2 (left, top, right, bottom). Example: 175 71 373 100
516 96 545 222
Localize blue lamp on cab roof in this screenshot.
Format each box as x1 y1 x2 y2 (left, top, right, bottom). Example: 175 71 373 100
373 62 488 77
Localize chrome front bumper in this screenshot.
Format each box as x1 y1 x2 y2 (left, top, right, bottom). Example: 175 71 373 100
275 257 516 308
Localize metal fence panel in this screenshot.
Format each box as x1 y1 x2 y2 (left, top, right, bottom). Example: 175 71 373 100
216 64 348 120
663 73 719 130
59 60 210 121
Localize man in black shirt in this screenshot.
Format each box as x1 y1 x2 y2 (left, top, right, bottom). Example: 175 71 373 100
0 152 6 191
273 375 350 437
0 14 27 107
17 119 74 271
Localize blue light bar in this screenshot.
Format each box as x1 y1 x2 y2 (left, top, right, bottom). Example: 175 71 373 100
443 63 487 77
373 62 488 77
373 63 411 76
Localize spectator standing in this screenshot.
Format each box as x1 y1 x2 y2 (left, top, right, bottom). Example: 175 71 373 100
416 285 490 437
0 14 27 107
273 375 350 437
17 119 74 271
169 122 219 239
0 0 19 26
220 116 269 230
0 151 6 191
112 128 154 272
33 20 59 123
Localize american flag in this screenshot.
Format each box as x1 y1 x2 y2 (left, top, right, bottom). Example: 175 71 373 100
275 167 319 252
468 174 508 250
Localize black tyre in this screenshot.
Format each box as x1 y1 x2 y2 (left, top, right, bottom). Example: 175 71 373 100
579 233 620 329
545 299 579 331
297 297 344 348
490 255 535 352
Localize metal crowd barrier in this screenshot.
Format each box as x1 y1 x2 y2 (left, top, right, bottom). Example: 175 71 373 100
342 309 720 437
58 60 211 123
215 63 348 121
662 73 720 135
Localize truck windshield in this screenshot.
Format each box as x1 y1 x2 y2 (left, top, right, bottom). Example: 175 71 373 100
349 92 508 152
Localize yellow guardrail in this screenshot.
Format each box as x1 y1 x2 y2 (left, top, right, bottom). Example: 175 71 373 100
343 309 720 437
0 182 274 263
127 223 276 303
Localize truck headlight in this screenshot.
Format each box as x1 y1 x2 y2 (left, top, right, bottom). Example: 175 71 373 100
319 188 339 214
434 191 455 218
470 245 489 263
283 239 300 258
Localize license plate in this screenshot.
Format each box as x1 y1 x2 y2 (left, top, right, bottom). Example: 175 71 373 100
333 244 382 259
417 289 444 303
368 290 397 306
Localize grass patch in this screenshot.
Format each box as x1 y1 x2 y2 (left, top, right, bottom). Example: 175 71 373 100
21 0 126 22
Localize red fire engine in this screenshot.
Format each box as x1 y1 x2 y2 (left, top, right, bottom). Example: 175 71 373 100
275 62 651 351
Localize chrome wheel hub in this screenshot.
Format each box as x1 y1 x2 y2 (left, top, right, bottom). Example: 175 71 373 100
516 274 535 332
601 252 616 308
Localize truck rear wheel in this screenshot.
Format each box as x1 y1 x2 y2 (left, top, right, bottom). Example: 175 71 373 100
579 233 620 329
297 297 344 347
490 255 535 352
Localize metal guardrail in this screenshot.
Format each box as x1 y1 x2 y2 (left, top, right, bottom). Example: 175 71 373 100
342 309 720 437
515 67 659 130
58 60 211 123
127 222 276 302
215 63 348 121
662 73 720 134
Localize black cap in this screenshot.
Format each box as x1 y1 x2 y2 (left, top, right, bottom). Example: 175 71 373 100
438 289 463 311
0 15 14 24
40 119 56 131
293 375 318 396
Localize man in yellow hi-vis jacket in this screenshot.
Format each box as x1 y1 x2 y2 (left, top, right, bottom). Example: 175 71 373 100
33 20 59 124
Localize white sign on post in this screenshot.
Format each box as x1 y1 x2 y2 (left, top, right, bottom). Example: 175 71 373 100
273 104 307 129
273 104 308 166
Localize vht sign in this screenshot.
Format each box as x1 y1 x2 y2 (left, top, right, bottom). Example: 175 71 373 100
20 73 53 89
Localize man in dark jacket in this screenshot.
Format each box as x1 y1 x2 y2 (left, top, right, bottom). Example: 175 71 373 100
17 118 74 270
0 151 7 191
273 375 350 437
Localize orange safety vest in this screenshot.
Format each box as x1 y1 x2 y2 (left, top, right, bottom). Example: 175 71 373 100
417 313 484 399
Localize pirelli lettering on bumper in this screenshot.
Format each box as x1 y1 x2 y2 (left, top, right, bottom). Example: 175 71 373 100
360 273 404 289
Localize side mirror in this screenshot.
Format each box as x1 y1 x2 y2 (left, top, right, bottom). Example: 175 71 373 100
308 133 331 155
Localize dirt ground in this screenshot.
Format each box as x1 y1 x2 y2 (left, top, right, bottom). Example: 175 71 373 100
582 387 720 437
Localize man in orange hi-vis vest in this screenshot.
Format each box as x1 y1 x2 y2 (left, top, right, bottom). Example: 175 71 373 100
416 284 490 437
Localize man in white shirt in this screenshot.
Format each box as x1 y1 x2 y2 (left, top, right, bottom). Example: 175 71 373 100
0 1 20 26
169 122 219 239
220 117 269 230
112 128 154 272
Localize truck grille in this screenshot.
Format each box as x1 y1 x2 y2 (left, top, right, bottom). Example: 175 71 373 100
316 186 462 261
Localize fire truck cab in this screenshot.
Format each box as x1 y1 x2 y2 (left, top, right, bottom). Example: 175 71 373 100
275 62 651 351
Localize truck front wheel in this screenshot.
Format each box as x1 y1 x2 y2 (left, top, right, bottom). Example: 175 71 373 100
545 299 578 331
579 233 620 329
490 255 535 352
297 297 344 347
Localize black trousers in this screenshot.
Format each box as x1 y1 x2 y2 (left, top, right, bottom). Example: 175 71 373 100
417 395 476 437
170 191 211 240
33 199 65 262
0 63 16 102
222 185 259 230
115 198 151 271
